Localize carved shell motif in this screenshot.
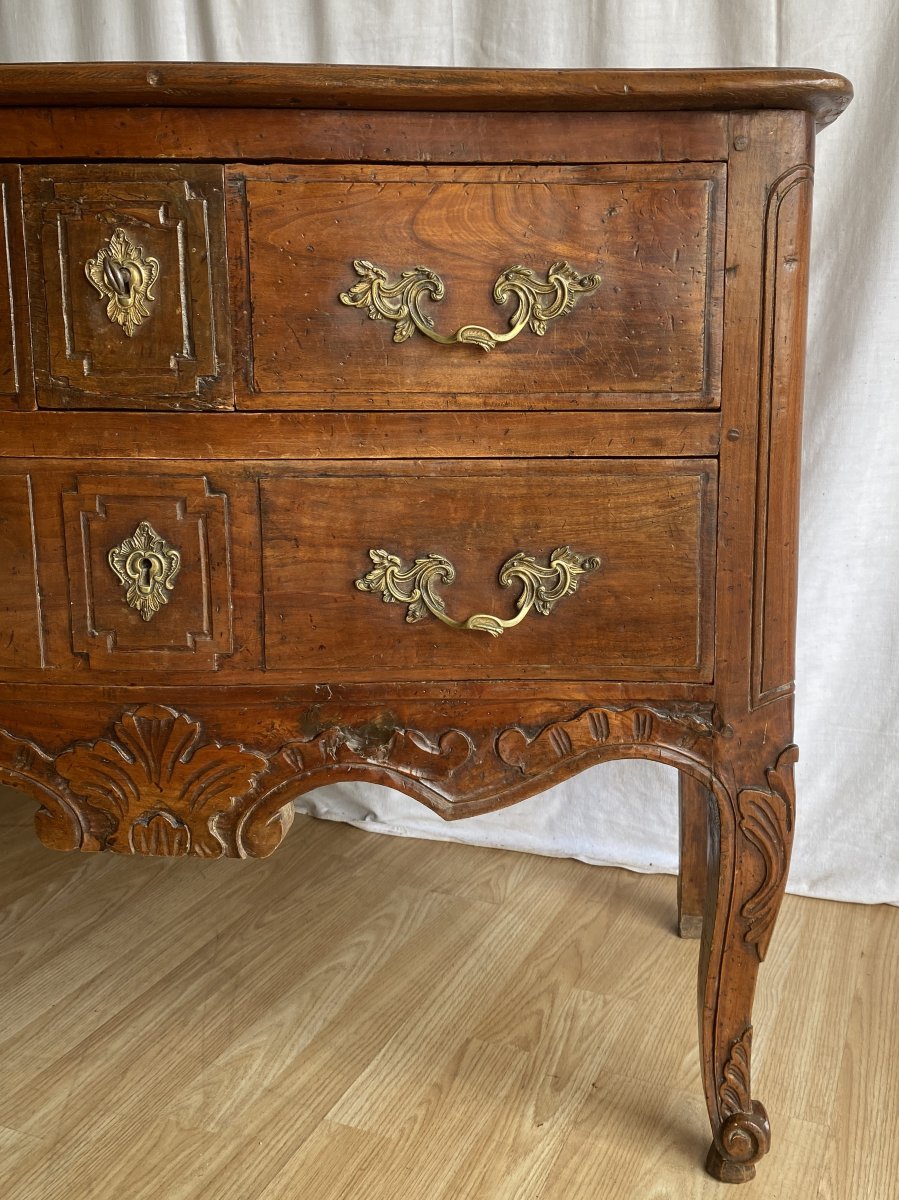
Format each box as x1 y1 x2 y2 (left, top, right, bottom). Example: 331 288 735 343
1 701 720 856
54 706 268 856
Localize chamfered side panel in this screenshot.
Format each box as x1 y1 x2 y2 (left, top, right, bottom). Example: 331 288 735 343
753 165 813 705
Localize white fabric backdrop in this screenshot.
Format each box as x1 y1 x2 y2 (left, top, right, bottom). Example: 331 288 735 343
1 0 896 905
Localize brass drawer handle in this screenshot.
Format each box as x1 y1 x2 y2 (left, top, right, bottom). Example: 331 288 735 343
339 259 601 352
355 546 600 638
108 521 181 622
85 227 160 337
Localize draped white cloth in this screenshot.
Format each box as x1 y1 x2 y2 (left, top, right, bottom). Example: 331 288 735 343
1 0 896 904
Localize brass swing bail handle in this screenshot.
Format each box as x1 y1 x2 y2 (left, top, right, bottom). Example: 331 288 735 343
355 547 601 638
339 259 601 352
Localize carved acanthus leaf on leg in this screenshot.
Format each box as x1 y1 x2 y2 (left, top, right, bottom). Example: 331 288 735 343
738 745 798 960
701 726 796 1183
706 1027 771 1180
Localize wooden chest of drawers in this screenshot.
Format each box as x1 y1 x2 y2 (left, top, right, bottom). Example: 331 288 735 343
0 63 852 1182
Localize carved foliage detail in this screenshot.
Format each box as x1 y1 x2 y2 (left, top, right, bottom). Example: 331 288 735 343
719 1026 753 1117
2 701 721 856
0 728 97 852
52 706 271 857
715 1026 771 1167
737 745 798 960
278 722 474 784
496 703 715 778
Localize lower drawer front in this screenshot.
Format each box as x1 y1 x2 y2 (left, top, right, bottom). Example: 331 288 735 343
1 459 715 682
261 460 716 682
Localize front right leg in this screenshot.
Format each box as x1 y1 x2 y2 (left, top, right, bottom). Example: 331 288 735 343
700 719 797 1182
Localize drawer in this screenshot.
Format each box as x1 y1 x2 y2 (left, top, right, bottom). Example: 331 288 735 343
5 459 715 684
241 163 724 410
261 459 717 682
23 164 232 409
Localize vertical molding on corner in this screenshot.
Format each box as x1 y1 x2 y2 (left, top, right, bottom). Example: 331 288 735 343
751 164 814 708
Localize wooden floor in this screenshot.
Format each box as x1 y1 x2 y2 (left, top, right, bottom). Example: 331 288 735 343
1 785 897 1200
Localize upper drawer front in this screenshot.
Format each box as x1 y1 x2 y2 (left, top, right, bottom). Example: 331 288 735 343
24 164 232 409
242 163 724 409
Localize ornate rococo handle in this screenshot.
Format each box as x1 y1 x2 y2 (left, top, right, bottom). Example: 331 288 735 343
339 259 601 352
85 226 160 337
355 546 600 638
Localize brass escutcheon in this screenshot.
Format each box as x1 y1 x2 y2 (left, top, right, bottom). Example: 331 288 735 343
108 522 181 622
85 227 160 337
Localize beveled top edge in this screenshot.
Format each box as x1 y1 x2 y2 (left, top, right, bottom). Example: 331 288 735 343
0 63 853 127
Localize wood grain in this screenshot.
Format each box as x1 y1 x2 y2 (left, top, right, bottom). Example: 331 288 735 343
0 411 722 459
1 108 730 165
261 459 717 682
0 474 42 669
677 772 709 938
244 164 724 408
0 790 892 1200
0 166 32 411
0 63 853 126
0 64 852 1184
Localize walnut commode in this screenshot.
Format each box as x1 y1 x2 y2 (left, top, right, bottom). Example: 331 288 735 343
0 63 852 1183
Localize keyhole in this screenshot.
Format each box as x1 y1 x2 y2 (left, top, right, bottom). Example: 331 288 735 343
138 557 154 588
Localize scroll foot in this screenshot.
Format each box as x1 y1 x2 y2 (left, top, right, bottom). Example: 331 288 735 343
704 1101 771 1183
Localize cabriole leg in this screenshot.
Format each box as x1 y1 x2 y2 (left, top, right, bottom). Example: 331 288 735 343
700 730 797 1183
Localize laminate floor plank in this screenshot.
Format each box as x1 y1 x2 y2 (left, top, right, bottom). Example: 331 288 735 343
0 820 374 1125
323 876 587 1135
750 888 865 1128
816 903 899 1200
167 881 463 1136
541 1074 831 1200
2 787 898 1200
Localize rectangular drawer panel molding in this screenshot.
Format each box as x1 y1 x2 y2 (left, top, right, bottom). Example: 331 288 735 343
261 459 717 682
61 474 235 670
243 163 724 409
24 165 232 409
